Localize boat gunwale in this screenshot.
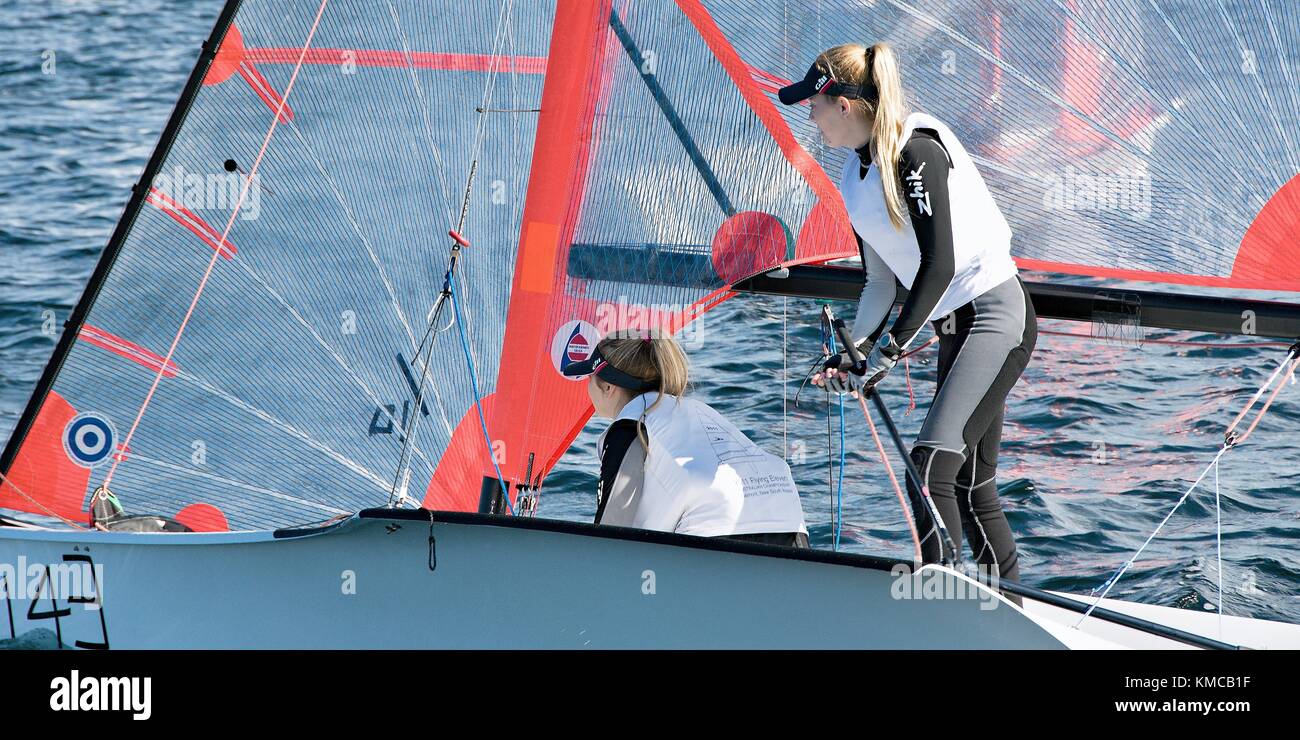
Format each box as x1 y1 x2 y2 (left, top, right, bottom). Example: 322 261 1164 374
0 507 1246 649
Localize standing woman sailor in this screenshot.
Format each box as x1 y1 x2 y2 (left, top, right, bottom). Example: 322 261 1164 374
564 333 809 548
783 43 1037 584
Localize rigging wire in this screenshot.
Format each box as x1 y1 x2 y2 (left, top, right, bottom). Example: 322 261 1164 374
820 306 930 562
451 0 519 344
1077 444 1231 627
855 394 923 563
835 391 845 550
818 314 834 547
387 0 520 513
814 303 847 551
782 295 788 461
451 267 514 515
824 389 832 541
1214 455 1222 639
445 0 521 511
387 158 480 508
1076 343 1300 627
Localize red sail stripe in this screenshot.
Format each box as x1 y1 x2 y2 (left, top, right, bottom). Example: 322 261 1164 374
146 188 238 258
78 325 180 378
80 324 170 363
239 61 295 122
1015 258 1300 293
245 47 547 74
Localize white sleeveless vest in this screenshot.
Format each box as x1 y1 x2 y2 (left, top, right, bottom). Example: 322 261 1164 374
597 393 807 537
840 111 1018 325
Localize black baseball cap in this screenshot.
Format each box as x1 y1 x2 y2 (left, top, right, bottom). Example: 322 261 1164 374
778 60 877 105
562 344 659 391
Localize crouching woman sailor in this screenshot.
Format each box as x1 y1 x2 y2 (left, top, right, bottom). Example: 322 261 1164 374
563 334 809 548
782 43 1037 584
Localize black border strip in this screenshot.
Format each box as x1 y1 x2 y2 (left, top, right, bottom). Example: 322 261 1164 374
735 267 1300 340
1 0 246 475
355 508 1240 650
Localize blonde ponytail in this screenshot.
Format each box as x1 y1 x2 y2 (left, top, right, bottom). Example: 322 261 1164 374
817 42 910 229
594 332 691 449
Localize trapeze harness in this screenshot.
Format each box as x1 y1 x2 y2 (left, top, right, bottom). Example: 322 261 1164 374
844 111 1037 580
596 392 810 548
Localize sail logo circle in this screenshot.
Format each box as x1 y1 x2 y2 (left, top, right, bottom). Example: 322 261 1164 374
63 413 116 468
551 320 600 379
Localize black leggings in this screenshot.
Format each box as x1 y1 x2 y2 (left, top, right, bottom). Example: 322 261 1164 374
906 275 1037 589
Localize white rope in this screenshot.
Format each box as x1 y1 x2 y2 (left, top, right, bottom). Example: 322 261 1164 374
386 0 519 505
1075 346 1298 628
1074 444 1231 627
1214 454 1223 639
782 295 788 458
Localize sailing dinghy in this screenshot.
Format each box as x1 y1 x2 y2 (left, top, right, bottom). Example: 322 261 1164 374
3 0 1299 649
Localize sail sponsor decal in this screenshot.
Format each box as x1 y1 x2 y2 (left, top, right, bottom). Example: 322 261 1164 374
551 320 600 379
62 413 117 469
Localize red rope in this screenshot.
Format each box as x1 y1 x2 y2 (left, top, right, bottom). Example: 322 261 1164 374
854 394 922 563
0 472 91 530
1224 350 1300 446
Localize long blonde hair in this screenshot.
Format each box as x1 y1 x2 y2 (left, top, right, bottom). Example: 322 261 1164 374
594 332 690 449
817 42 910 230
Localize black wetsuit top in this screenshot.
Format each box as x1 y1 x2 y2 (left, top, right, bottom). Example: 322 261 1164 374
853 128 956 349
595 419 641 524
853 128 1033 584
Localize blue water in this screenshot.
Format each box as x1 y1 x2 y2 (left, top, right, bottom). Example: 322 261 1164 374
1 0 1296 625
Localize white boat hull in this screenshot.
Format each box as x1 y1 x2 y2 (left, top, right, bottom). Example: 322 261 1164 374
1 510 1296 649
